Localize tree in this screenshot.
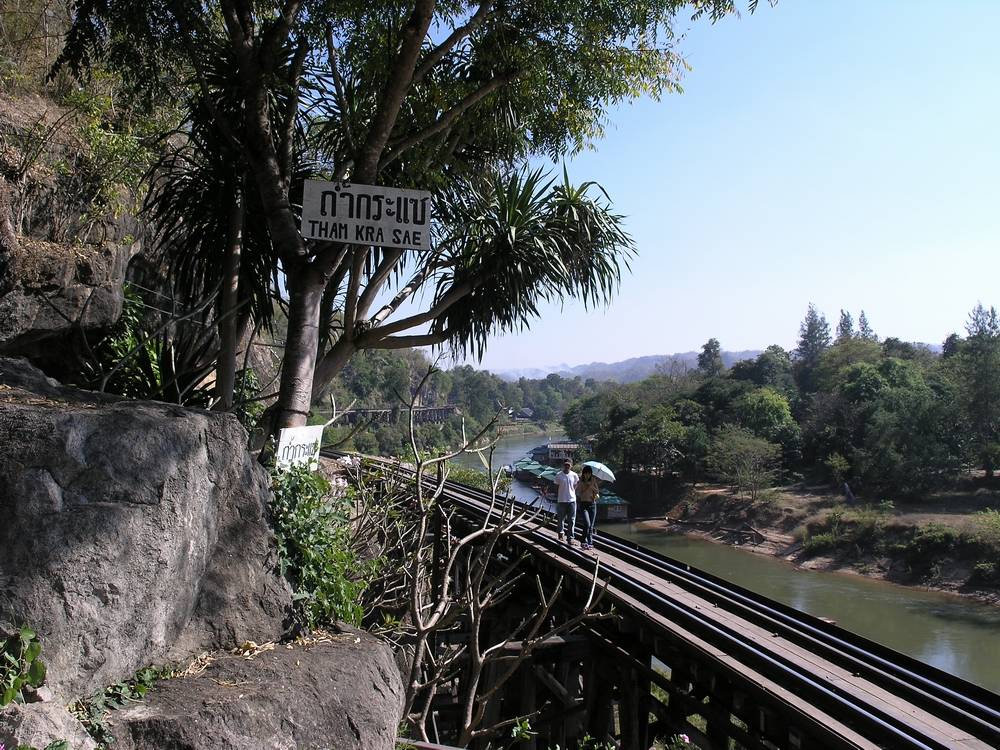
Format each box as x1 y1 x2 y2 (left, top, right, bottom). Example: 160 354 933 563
707 426 780 502
793 303 831 392
858 310 877 342
57 0 747 436
698 337 724 378
955 303 1000 475
942 332 964 359
836 309 854 341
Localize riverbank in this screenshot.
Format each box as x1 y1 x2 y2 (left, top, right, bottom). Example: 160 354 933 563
635 483 1000 606
496 421 551 437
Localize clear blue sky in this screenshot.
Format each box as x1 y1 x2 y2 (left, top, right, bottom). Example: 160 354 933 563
457 0 1000 372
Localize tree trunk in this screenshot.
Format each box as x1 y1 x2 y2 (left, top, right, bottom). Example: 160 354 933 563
273 264 325 430
311 335 357 401
0 176 18 293
215 189 244 410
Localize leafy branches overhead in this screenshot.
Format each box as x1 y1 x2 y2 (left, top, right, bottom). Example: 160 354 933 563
55 0 762 434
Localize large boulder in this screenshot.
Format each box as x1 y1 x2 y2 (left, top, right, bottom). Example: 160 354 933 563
0 702 97 750
0 357 292 701
109 627 404 750
0 232 135 369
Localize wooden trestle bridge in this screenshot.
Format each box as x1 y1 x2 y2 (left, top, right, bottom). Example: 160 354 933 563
340 454 1000 750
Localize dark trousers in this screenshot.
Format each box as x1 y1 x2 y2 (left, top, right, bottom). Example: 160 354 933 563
579 502 597 545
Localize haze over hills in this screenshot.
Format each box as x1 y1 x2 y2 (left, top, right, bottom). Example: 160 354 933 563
493 350 763 383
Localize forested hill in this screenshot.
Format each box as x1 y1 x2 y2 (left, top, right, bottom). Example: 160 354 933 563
497 350 762 383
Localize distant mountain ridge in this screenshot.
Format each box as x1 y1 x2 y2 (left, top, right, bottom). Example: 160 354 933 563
494 350 763 384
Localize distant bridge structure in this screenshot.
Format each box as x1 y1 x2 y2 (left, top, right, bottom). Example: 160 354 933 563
338 404 460 426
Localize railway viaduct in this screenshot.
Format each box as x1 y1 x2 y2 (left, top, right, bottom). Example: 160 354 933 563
337 454 1000 750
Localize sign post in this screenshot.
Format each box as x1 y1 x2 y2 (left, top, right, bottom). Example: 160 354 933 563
301 179 432 251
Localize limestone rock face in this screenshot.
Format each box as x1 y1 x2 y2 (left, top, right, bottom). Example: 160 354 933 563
110 629 404 750
0 702 97 750
0 235 135 370
0 357 292 701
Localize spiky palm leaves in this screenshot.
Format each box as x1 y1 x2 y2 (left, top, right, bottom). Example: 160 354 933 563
431 167 634 360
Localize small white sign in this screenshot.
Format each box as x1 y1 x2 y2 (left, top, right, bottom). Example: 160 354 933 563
301 179 432 251
276 425 325 468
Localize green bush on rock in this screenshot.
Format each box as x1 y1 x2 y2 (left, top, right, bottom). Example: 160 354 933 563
1 628 46 706
270 464 377 628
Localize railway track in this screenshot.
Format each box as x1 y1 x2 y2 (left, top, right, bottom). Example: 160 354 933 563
326 451 1000 749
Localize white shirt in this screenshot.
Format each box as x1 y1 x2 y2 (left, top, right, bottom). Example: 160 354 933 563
553 470 579 503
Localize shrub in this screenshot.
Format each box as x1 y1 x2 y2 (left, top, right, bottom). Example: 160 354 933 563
890 523 960 571
803 532 838 554
974 509 1000 551
447 465 512 495
69 664 172 746
271 464 377 628
0 627 46 706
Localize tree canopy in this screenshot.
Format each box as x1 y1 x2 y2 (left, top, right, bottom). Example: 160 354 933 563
55 0 750 435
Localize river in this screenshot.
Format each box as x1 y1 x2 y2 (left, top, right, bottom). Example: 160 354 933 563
454 432 1000 694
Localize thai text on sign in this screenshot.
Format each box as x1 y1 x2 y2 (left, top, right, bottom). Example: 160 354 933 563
276 425 325 469
301 179 432 251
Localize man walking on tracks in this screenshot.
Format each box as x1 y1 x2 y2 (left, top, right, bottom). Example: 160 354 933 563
551 460 579 546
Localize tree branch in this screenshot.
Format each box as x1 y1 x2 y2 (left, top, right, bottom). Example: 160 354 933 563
379 73 513 170
359 278 473 343
355 0 436 181
365 330 451 350
261 0 303 73
325 24 356 155
355 249 406 321
279 37 309 184
411 0 494 84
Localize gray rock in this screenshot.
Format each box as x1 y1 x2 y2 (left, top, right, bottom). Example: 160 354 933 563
0 702 97 750
0 357 292 701
0 235 135 365
110 627 403 750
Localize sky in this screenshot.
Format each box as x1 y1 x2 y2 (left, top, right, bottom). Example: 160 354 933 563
452 1 1000 373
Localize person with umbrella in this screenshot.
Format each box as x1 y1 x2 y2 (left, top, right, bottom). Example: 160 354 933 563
576 466 600 550
579 461 616 550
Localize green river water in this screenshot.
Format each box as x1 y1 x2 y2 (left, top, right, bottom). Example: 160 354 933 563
456 432 1000 694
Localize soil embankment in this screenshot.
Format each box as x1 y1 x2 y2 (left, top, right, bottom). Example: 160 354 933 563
633 482 1000 606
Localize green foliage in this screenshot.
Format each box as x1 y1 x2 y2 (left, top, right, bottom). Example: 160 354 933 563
69 664 172 747
70 284 216 406
697 338 724 378
973 509 1000 551
888 524 960 573
233 367 266 432
0 627 46 706
270 464 376 628
11 742 70 750
434 167 634 361
825 452 851 484
707 426 781 501
447 465 512 495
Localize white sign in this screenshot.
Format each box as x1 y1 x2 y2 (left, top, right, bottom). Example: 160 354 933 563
276 425 325 468
301 179 432 251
